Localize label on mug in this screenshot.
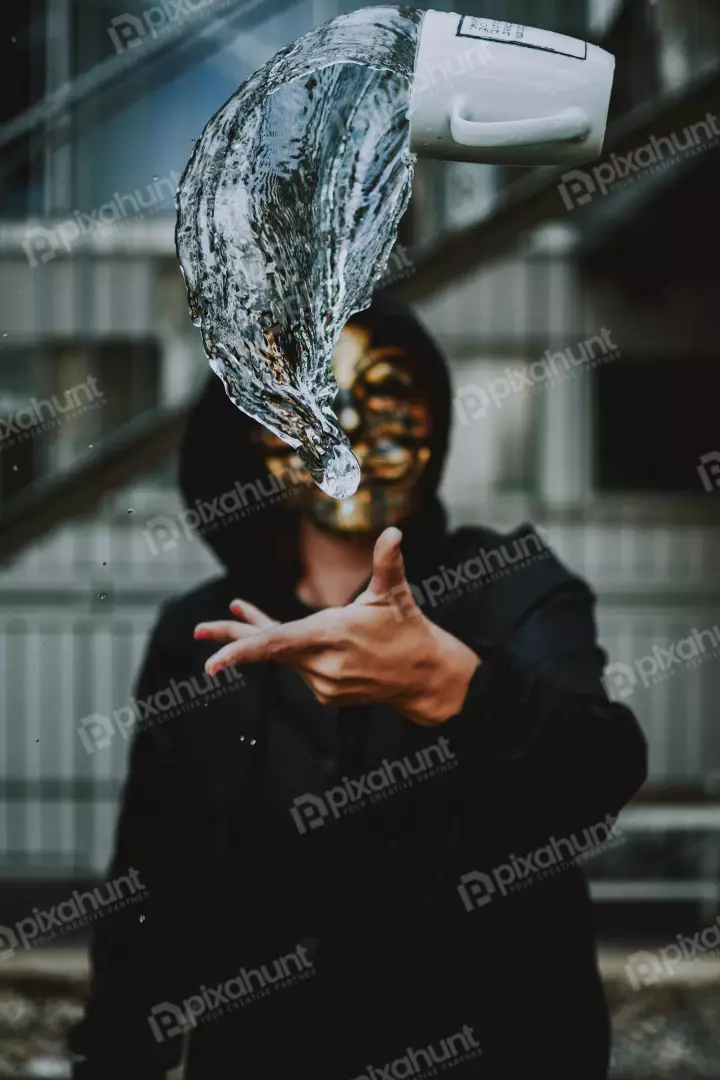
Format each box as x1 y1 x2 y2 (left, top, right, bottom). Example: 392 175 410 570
456 17 587 60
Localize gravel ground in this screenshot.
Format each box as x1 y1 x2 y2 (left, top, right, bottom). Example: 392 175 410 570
0 949 718 1079
605 975 720 1078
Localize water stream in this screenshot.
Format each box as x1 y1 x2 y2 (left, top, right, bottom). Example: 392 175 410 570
175 5 422 497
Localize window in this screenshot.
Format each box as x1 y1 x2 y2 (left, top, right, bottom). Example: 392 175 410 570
0 1 46 214
593 357 717 492
443 356 537 506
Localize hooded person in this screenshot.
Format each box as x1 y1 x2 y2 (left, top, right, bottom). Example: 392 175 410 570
68 291 647 1080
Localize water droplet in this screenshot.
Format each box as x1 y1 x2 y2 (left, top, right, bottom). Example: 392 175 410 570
249 738 257 746
138 914 145 923
1 333 7 338
127 508 134 515
316 444 361 499
102 561 107 566
12 465 18 472
153 175 159 181
239 734 245 741
88 443 93 449
36 739 39 743
98 592 107 600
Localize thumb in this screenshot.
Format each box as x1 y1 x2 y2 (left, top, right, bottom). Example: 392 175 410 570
367 526 409 598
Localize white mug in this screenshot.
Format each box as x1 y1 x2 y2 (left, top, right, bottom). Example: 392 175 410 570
409 11 615 167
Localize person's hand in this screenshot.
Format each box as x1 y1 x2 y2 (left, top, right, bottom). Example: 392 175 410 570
193 527 480 726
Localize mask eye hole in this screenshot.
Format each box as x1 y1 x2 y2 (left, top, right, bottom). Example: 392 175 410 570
363 361 414 392
367 383 410 401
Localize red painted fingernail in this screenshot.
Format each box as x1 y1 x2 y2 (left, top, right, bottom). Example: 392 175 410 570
194 628 211 639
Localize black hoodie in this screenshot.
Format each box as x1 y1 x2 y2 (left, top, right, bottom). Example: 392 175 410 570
69 293 647 1080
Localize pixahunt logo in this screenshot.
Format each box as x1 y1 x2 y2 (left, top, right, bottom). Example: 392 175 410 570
390 529 552 619
698 451 720 493
78 666 245 754
603 624 720 701
0 375 105 450
350 1025 482 1080
457 813 622 910
22 172 180 267
0 870 146 960
376 243 415 289
109 0 234 53
143 463 309 556
558 113 720 209
413 39 493 94
290 737 457 834
454 329 619 424
625 915 720 989
148 943 314 1042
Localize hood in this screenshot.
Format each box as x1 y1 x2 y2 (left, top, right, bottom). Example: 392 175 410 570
178 289 453 604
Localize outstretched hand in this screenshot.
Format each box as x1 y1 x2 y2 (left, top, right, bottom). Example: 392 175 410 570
194 527 480 726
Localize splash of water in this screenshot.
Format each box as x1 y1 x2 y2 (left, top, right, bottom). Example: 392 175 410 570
175 5 421 498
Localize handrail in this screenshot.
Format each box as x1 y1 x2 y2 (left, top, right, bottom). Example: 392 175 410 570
0 396 196 566
0 0 296 187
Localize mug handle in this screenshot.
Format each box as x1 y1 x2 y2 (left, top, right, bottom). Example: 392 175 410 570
450 100 590 148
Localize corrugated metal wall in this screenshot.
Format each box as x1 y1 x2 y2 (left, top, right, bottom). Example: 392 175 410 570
1 502 719 877
0 255 157 341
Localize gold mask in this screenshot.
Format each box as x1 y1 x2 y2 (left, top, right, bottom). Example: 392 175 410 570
252 322 432 532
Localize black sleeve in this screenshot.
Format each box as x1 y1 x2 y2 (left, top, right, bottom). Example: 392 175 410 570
68 602 189 1080
444 583 648 839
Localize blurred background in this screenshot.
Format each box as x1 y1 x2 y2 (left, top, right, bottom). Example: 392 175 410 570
0 0 719 1076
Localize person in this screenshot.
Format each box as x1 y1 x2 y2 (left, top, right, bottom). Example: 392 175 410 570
68 291 647 1080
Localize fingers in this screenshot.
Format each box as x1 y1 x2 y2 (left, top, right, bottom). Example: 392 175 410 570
229 598 277 629
194 621 263 644
204 611 333 674
193 598 276 650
